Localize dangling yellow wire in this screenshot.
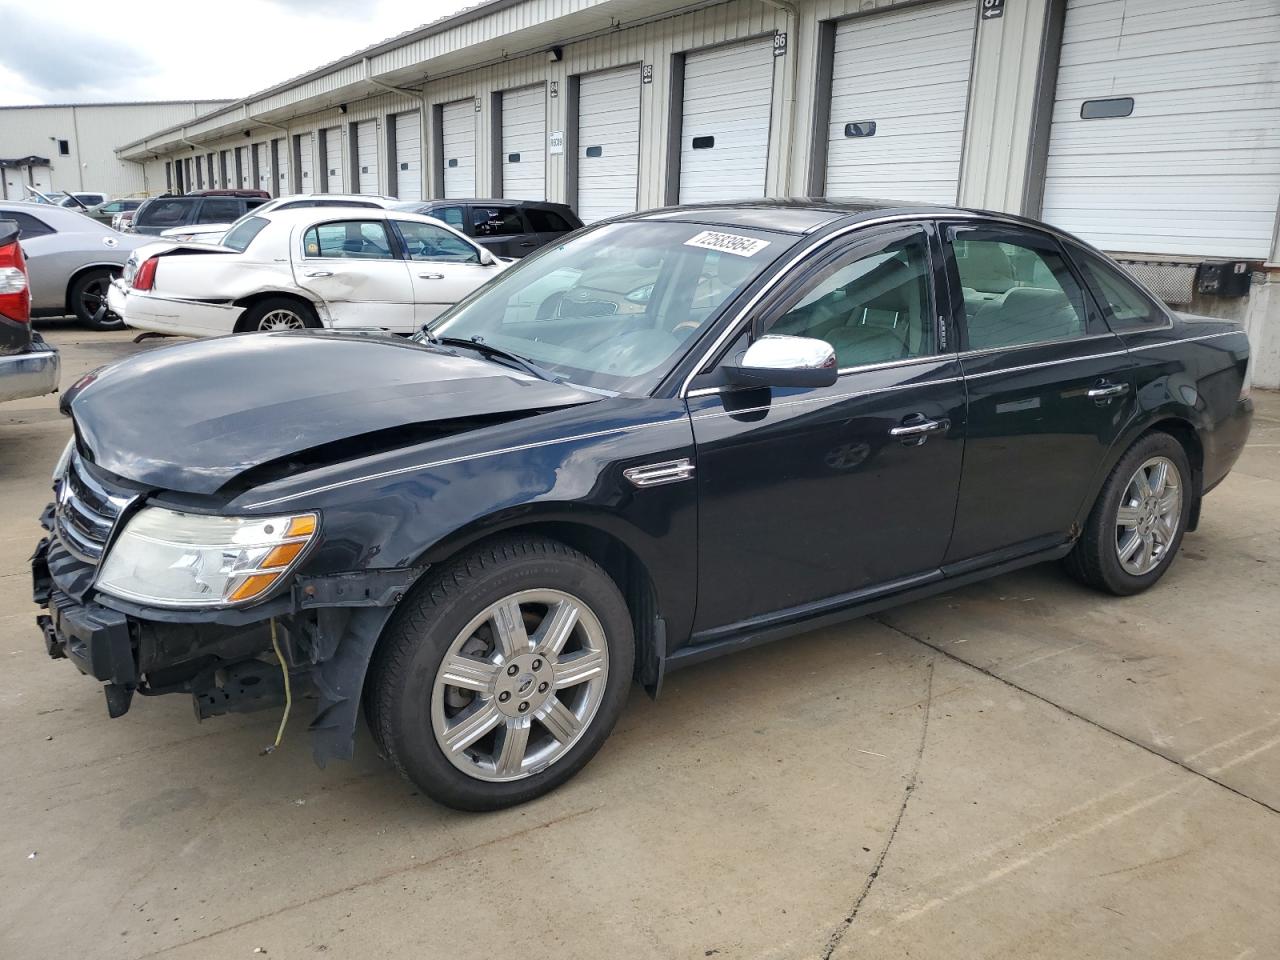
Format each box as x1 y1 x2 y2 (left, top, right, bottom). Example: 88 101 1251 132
264 617 292 754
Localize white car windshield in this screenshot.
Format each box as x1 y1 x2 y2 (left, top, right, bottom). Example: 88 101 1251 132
419 220 795 395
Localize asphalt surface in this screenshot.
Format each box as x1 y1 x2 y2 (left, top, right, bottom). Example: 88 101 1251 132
2 323 1278 959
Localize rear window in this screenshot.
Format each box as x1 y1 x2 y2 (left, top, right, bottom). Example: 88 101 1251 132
136 198 197 227
222 216 269 253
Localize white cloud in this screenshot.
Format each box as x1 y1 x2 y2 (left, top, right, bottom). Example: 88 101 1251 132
0 0 475 104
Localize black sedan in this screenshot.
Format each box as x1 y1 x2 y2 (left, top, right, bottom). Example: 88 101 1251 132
33 200 1252 811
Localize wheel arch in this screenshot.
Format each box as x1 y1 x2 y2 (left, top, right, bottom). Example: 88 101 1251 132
414 512 667 691
230 291 320 332
63 262 121 313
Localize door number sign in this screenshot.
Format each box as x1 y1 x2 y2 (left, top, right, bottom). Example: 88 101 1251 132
982 0 1004 19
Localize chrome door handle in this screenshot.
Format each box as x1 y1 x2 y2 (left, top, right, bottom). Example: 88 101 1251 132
304 270 333 278
418 273 445 280
890 416 950 439
1087 382 1130 399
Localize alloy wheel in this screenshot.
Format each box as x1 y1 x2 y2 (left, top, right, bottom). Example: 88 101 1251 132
1115 455 1182 576
431 589 609 782
257 309 306 331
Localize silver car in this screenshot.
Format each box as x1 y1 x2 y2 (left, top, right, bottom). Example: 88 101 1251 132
0 201 151 329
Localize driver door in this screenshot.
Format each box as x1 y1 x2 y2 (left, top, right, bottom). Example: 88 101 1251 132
389 218 500 330
688 223 967 634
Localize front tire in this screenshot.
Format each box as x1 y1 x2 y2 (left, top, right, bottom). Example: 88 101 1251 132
237 297 319 332
70 269 123 330
366 537 635 811
1065 432 1193 596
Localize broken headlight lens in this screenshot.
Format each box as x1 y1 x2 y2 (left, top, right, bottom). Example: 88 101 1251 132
95 507 318 608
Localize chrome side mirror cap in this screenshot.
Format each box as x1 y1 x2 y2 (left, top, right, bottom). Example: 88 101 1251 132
724 335 838 389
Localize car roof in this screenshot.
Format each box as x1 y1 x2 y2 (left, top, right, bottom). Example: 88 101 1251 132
412 198 570 208
631 198 1042 236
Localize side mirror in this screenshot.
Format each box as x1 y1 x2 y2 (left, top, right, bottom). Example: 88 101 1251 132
724 335 838 389
478 248 498 266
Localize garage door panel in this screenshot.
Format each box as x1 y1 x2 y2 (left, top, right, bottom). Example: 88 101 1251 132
355 120 378 195
577 67 640 223
323 128 344 193
501 84 546 201
825 0 975 203
678 38 773 204
1042 0 1280 258
395 112 422 202
442 100 476 199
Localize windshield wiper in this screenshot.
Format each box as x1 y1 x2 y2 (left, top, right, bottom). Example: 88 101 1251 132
427 334 561 383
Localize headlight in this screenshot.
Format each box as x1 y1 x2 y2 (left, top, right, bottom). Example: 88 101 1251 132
96 507 317 608
52 436 75 483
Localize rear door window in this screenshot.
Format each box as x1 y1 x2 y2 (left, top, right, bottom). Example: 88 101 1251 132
136 198 196 227
949 227 1089 350
471 205 527 237
302 220 396 259
197 199 243 223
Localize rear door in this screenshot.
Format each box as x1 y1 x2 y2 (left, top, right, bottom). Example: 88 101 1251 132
293 217 414 332
688 222 966 632
469 204 535 257
943 222 1136 563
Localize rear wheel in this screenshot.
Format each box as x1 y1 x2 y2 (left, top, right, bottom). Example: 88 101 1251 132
70 269 123 330
1064 432 1193 595
237 297 319 332
366 536 634 811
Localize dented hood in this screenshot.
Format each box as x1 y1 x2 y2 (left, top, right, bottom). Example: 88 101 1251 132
66 331 599 495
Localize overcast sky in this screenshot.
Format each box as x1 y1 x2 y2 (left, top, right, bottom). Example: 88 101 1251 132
0 0 474 105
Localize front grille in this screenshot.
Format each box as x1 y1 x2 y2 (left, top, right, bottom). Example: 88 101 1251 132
54 453 136 565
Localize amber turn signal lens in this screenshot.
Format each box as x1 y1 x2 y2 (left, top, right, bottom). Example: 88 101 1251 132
227 573 281 603
263 541 307 569
286 515 317 537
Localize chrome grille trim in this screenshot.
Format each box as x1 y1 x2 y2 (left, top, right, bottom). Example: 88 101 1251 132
54 453 136 565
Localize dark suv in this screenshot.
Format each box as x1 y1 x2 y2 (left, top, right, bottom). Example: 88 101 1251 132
393 199 582 258
129 193 271 236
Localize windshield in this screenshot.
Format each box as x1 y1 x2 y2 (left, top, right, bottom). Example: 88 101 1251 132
420 220 796 395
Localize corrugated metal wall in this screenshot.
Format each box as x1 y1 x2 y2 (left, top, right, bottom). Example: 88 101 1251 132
0 101 231 197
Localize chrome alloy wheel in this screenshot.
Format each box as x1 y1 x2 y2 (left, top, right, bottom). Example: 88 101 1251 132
1115 455 1182 576
257 308 306 331
431 590 609 782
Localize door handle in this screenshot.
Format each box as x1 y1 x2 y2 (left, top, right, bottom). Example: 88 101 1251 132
890 415 950 444
1087 382 1129 400
519 241 536 247
418 273 445 280
304 270 333 278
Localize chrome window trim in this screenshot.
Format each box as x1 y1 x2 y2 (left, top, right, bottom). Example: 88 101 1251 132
690 376 965 422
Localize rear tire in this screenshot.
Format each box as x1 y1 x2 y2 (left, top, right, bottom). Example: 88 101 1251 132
366 536 634 811
236 297 319 332
1064 431 1193 596
70 269 123 330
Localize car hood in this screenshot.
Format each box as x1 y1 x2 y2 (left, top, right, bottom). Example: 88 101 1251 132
65 332 600 495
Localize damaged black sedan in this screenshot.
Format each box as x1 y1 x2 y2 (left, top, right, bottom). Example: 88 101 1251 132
34 201 1253 810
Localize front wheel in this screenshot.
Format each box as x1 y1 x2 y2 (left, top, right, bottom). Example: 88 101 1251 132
1064 432 1193 596
366 537 634 811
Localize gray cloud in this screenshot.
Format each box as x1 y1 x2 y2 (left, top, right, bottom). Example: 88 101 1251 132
6 10 157 100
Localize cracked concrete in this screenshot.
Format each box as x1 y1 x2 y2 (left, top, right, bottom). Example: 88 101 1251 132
2 327 1278 960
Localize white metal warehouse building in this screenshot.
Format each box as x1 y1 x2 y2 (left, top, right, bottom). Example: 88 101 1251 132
115 0 1280 385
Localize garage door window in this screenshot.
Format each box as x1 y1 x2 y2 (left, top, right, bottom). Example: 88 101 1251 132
303 221 395 260
951 233 1088 350
768 230 934 368
394 221 479 263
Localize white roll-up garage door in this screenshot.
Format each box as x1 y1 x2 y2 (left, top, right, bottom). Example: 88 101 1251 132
1042 0 1280 259
323 127 344 193
501 84 546 201
297 134 315 195
220 150 232 189
355 120 378 195
255 142 271 193
394 112 422 201
236 147 249 189
576 67 641 223
825 0 976 203
678 39 774 203
441 100 477 198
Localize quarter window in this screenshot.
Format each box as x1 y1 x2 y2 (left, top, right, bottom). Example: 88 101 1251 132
526 208 573 233
1068 245 1166 331
303 220 395 259
394 220 479 263
950 232 1088 350
767 229 935 368
0 210 55 238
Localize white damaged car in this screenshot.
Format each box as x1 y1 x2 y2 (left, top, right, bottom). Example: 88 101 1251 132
108 207 509 336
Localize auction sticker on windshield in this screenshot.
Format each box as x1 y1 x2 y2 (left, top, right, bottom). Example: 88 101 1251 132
684 230 771 258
